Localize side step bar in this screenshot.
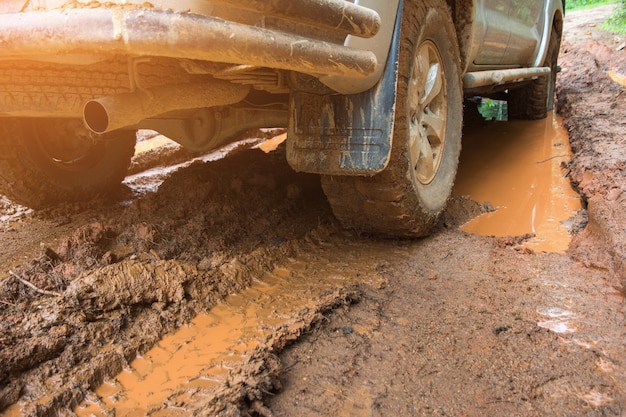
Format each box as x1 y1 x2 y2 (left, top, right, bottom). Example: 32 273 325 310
0 8 377 79
463 67 551 89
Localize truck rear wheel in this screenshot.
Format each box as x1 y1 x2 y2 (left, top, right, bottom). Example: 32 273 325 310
0 119 135 208
508 23 562 120
321 0 462 237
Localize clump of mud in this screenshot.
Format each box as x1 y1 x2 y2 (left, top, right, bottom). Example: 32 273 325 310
0 146 335 414
441 195 494 229
0 196 32 225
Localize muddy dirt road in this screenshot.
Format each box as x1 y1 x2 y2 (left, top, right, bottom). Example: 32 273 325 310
1 5 625 417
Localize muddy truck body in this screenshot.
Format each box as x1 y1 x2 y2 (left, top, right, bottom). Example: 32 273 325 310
0 0 564 236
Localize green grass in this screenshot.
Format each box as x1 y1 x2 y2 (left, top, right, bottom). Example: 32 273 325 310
603 3 626 33
566 0 626 34
566 0 617 11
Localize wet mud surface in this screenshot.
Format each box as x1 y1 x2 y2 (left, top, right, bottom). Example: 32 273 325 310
556 5 626 285
0 6 625 416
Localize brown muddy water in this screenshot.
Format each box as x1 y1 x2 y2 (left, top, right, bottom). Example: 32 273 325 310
454 112 581 253
66 114 585 415
66 113 581 415
1 115 589 416
72 250 385 416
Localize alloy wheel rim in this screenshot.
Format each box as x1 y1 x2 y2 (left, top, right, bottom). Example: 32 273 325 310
409 40 447 185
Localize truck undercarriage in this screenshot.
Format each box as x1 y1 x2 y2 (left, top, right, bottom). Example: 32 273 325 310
0 0 563 237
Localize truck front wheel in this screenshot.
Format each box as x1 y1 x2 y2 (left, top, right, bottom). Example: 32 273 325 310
0 119 135 208
321 0 463 237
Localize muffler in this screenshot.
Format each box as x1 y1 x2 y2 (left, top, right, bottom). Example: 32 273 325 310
83 81 250 134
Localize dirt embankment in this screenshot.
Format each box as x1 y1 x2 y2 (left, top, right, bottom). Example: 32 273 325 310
556 4 626 285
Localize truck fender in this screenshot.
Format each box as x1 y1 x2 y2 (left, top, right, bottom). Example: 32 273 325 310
533 0 564 67
286 1 403 176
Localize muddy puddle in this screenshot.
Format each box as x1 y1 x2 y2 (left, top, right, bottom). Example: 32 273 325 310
454 112 581 252
71 244 385 416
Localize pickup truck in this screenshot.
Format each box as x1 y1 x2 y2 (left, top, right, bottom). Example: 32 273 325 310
0 0 564 237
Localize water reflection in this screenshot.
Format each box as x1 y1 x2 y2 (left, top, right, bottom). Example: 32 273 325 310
454 112 581 252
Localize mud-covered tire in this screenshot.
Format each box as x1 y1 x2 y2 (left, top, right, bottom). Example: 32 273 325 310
321 0 463 237
508 25 562 120
0 119 136 208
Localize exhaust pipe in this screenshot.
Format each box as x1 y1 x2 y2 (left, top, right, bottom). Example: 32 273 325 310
83 81 250 134
463 67 551 89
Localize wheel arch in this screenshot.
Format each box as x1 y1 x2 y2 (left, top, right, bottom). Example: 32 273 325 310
534 0 565 67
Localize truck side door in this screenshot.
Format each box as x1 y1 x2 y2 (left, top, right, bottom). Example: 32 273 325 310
472 0 546 67
501 0 545 65
473 0 512 66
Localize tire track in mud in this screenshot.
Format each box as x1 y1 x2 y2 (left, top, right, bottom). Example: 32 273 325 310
0 144 344 416
73 240 388 416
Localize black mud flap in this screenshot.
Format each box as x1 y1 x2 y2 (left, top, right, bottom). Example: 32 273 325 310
286 6 402 176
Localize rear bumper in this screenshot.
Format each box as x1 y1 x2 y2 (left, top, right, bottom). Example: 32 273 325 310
0 7 377 79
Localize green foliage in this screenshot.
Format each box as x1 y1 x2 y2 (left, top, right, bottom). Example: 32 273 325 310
603 2 626 33
478 99 508 121
565 0 626 34
565 0 618 11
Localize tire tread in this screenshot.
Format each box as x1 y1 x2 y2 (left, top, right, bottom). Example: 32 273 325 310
321 0 463 237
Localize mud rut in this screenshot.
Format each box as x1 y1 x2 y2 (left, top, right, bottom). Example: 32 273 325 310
0 6 625 416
